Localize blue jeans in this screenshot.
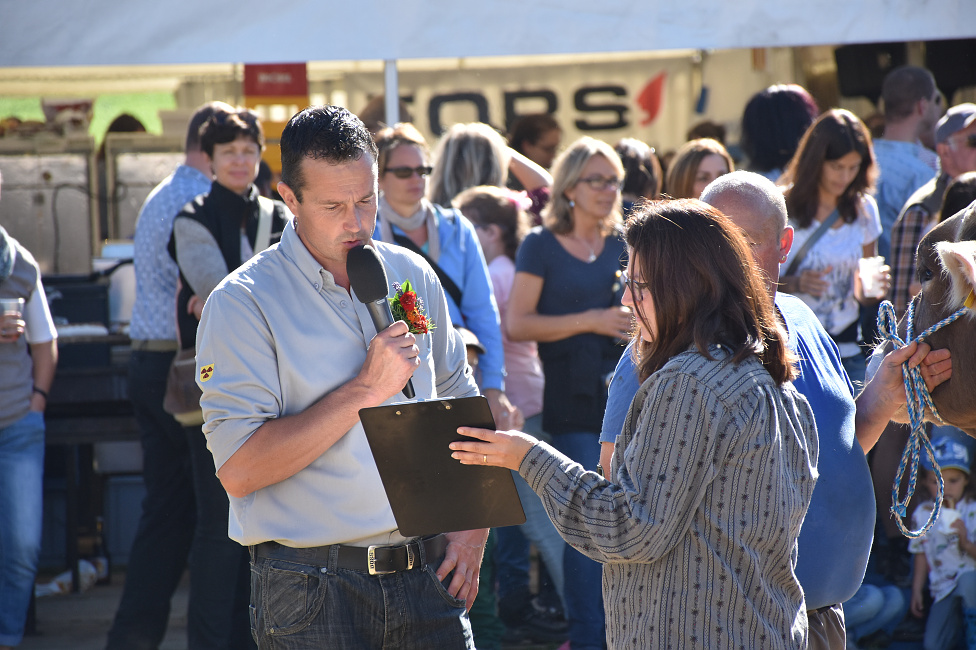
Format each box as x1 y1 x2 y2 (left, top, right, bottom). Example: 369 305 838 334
924 570 976 650
495 415 566 609
551 431 606 650
108 350 196 650
250 545 474 649
0 410 45 647
842 353 866 393
843 583 904 640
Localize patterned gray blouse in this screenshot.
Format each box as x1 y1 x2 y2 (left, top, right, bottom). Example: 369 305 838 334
519 346 819 649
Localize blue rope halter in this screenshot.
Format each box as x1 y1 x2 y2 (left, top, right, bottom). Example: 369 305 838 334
875 297 969 538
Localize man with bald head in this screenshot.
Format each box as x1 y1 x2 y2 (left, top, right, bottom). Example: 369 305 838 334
599 171 951 649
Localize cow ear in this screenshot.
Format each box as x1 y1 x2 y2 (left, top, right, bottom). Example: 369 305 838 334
936 240 976 312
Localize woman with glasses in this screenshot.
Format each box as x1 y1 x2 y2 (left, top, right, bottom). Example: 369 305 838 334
779 108 884 389
664 137 735 199
452 199 818 649
373 122 522 434
505 136 632 650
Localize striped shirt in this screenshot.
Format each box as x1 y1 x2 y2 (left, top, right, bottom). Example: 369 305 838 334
520 346 818 649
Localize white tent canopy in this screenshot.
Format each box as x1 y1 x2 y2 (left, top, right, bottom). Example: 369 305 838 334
2 0 973 67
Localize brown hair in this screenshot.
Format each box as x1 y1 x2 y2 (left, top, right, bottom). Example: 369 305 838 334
373 122 430 176
453 185 531 261
199 108 263 158
780 108 877 228
664 138 735 199
625 199 796 384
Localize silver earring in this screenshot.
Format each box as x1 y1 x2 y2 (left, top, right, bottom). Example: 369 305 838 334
569 199 575 208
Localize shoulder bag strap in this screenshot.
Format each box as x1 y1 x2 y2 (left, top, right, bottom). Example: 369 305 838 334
389 231 464 309
784 209 841 279
255 196 274 252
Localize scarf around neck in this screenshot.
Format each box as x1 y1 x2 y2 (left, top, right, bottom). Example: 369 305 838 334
0 225 15 284
377 195 441 261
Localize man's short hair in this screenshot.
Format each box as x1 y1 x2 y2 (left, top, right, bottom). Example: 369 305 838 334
279 106 378 202
700 170 788 232
881 65 937 122
185 101 234 153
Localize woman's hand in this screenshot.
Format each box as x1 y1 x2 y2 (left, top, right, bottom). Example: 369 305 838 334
451 427 538 472
0 313 25 343
589 306 634 339
794 267 832 298
187 294 205 321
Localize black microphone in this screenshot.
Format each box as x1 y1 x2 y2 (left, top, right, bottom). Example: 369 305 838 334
346 245 415 399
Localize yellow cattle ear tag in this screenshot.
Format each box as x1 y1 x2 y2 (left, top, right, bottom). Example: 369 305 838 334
199 363 215 382
965 289 975 309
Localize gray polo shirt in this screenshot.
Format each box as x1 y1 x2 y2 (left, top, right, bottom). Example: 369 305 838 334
197 222 478 547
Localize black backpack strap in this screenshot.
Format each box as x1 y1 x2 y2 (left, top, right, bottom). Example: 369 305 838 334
390 233 464 309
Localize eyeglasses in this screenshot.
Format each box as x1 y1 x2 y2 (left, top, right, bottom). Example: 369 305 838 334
621 271 651 298
576 175 623 191
385 166 433 179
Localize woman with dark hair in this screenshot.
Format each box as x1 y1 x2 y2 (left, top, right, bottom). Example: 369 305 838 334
169 107 289 649
664 137 734 199
508 113 562 170
452 199 818 649
740 84 820 182
614 137 662 215
779 108 884 387
505 136 632 650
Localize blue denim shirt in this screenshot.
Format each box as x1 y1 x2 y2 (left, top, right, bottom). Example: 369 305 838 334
374 204 504 391
871 139 935 261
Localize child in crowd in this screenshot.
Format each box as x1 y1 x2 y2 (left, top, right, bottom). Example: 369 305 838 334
910 438 976 650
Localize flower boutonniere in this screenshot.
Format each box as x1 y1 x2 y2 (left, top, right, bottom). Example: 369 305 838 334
390 280 435 334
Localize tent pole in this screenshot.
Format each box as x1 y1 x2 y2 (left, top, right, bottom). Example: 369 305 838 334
384 59 399 126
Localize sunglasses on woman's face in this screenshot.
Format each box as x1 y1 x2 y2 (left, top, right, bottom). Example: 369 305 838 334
385 166 433 179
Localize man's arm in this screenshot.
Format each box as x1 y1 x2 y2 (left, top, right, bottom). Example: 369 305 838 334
217 321 420 498
854 341 951 452
28 339 57 412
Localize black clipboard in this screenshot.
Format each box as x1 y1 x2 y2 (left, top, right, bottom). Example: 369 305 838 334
359 395 526 537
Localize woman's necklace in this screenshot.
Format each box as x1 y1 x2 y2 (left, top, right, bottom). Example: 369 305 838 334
570 233 599 262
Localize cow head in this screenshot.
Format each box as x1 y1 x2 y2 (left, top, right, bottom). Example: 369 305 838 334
902 203 976 436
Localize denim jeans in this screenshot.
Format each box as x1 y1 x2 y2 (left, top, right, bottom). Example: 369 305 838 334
250 544 474 649
550 431 607 650
495 414 567 609
186 424 254 649
924 570 976 650
0 410 45 647
107 350 196 650
843 583 904 640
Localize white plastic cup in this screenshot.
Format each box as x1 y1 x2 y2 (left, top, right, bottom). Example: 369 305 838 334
0 297 25 316
858 256 886 299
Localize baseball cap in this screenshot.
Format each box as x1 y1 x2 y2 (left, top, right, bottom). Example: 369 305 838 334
922 436 972 474
935 103 976 145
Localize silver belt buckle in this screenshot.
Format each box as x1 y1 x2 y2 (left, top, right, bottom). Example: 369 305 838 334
367 545 395 576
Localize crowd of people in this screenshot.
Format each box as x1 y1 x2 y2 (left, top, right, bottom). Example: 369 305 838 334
2 60 976 650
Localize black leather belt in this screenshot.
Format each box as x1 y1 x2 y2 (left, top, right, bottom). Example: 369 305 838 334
251 534 447 576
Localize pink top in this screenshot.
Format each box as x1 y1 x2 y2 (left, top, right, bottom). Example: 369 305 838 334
489 255 544 418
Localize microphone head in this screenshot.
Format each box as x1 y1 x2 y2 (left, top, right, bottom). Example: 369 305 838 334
346 244 390 303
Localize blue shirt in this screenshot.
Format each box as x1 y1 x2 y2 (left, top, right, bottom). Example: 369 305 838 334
517 226 627 435
601 293 874 609
374 205 505 391
871 139 935 261
129 164 211 341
